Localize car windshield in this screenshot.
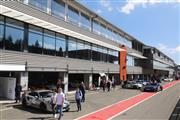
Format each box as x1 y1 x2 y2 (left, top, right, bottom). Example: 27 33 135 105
150 83 158 86
39 92 53 98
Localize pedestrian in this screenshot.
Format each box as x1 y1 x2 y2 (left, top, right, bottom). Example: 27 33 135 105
107 80 111 92
54 87 65 120
112 79 116 90
102 79 106 92
51 89 57 118
15 83 22 103
75 88 82 112
79 82 86 102
56 78 65 92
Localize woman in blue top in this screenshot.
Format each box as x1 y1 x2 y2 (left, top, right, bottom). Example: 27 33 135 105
75 88 82 112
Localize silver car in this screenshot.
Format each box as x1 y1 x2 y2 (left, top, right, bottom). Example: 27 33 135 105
22 90 70 112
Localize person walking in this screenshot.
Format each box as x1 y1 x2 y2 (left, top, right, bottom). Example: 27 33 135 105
75 88 82 112
56 79 65 92
54 87 65 120
107 80 111 92
15 83 22 103
102 79 106 92
79 82 86 102
51 89 57 118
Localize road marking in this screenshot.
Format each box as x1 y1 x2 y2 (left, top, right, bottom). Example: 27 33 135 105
75 81 180 120
0 107 13 112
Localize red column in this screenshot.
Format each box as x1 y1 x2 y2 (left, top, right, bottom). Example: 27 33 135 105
120 45 127 81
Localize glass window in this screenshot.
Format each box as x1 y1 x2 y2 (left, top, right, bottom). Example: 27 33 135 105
80 13 90 30
56 33 66 57
76 40 85 59
68 6 79 25
28 25 43 54
28 0 48 12
100 24 106 37
92 44 100 61
0 16 4 49
5 18 24 51
43 30 55 56
84 42 91 60
93 20 100 34
108 49 119 64
68 37 77 58
51 0 65 19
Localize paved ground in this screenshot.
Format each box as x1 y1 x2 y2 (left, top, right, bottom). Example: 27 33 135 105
169 98 180 120
0 81 179 120
112 81 180 120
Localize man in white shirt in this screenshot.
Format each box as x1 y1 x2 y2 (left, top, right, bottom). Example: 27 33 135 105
54 87 65 120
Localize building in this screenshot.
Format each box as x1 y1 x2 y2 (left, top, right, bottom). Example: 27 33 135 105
142 46 176 79
0 0 176 100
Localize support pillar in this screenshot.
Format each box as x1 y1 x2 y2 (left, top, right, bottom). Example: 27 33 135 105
19 72 28 91
84 74 92 90
63 73 68 95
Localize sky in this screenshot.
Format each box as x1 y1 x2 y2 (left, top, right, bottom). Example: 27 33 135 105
78 0 180 65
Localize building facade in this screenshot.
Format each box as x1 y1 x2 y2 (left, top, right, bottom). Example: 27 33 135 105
0 0 176 100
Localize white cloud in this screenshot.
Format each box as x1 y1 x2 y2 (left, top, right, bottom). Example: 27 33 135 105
158 43 180 53
157 43 180 64
96 9 103 14
99 0 113 12
120 0 180 14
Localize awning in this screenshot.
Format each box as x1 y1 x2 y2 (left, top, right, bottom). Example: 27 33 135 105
0 64 25 71
0 4 125 52
128 52 147 59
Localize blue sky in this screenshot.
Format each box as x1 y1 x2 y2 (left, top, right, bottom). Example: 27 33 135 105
79 0 180 65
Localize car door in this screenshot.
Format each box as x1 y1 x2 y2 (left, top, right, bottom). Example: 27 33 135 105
28 92 39 108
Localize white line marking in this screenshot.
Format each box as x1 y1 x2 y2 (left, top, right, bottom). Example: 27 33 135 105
108 82 179 120
74 92 144 120
0 107 13 112
75 82 179 120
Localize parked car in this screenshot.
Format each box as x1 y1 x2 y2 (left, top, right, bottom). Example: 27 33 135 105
22 90 70 112
163 78 174 82
136 80 150 86
122 81 143 89
141 83 163 92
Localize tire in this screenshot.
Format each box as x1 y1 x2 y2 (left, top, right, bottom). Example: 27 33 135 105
22 98 27 107
140 87 144 92
160 86 163 91
40 103 47 113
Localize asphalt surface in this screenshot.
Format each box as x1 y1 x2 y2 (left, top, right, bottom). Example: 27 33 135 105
112 82 180 120
0 81 179 120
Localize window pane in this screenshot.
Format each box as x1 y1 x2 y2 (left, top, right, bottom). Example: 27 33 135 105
108 49 119 64
56 33 66 57
5 26 23 51
68 37 77 58
92 44 100 61
93 20 100 34
76 40 84 59
0 16 4 49
51 0 65 19
68 6 79 25
28 27 43 54
28 0 48 12
84 42 91 60
80 13 90 30
43 30 55 56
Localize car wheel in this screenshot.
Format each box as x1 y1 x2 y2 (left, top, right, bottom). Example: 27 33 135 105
160 86 163 91
22 99 27 107
40 103 47 113
140 87 144 92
